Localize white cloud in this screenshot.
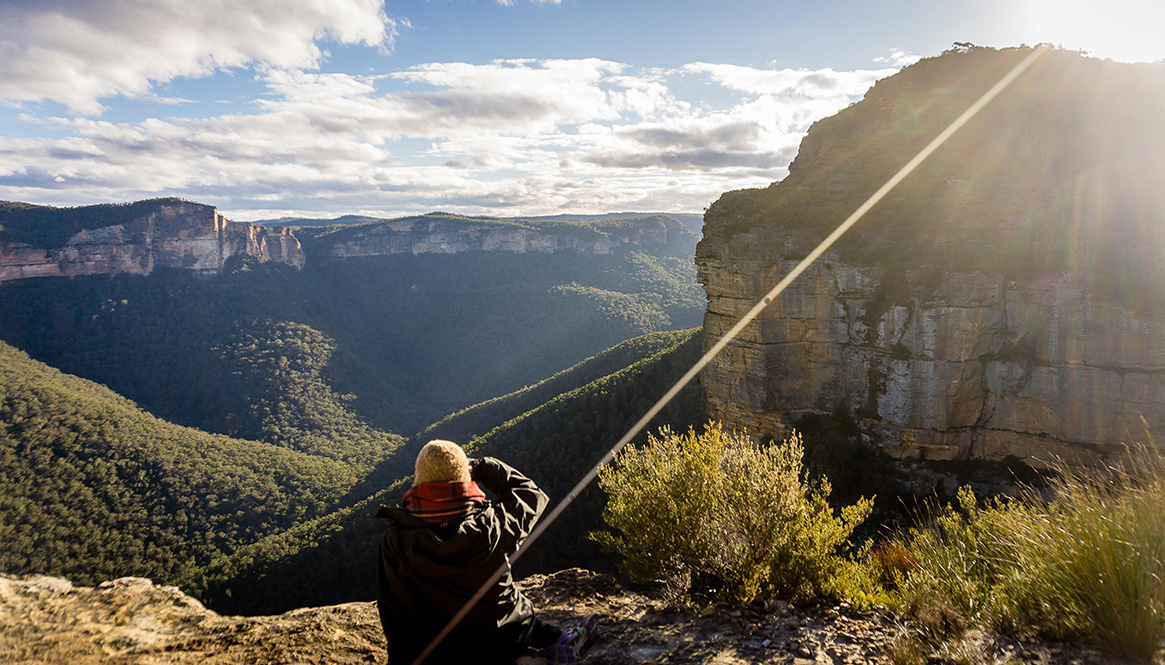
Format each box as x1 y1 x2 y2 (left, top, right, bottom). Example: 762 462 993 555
388 59 627 132
683 62 896 98
0 0 399 114
0 55 909 217
875 49 922 68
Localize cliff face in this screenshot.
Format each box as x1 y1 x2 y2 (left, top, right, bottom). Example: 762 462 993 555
0 201 304 282
696 47 1165 466
312 214 681 259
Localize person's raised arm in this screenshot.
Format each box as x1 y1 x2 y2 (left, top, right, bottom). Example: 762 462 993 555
470 457 548 547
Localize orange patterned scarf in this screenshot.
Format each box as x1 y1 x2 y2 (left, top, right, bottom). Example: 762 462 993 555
402 481 486 525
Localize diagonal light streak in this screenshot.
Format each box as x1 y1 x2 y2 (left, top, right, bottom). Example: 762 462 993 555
408 45 1048 665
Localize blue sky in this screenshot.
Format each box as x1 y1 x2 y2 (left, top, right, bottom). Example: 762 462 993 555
1 0 1161 220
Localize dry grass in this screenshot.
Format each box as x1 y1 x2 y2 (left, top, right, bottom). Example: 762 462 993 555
893 448 1165 662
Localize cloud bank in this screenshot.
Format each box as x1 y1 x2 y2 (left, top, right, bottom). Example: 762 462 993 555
0 0 398 114
0 1 903 217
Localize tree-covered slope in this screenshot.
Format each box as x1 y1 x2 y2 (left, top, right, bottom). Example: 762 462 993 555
0 340 366 590
196 328 704 615
464 328 704 576
420 329 696 443
303 249 702 433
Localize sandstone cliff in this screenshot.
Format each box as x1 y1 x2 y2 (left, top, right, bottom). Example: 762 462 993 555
0 199 304 282
696 46 1165 466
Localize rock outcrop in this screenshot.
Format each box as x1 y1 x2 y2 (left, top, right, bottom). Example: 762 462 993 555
0 574 383 664
696 46 1165 467
2 569 1127 664
0 200 303 282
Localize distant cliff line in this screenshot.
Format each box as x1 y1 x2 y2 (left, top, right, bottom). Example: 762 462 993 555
298 212 687 259
0 200 693 283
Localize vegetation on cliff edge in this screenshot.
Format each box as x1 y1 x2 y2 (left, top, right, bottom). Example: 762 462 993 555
595 424 877 608
886 451 1165 663
702 46 1165 310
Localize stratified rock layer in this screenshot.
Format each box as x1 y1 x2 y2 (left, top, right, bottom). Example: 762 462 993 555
0 205 692 283
0 201 303 282
696 47 1165 466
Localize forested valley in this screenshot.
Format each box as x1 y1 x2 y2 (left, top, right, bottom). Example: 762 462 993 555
0 211 708 613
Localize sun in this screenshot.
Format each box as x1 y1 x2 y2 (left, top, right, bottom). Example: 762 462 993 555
1028 0 1165 63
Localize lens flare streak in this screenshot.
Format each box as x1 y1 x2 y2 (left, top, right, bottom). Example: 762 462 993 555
408 44 1050 665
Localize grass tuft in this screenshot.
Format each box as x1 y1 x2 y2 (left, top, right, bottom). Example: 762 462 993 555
893 447 1165 662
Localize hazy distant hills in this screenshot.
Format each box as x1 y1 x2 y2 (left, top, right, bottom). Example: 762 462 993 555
254 210 705 237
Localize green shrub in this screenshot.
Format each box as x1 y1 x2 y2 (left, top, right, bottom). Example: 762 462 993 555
592 424 874 607
895 450 1165 662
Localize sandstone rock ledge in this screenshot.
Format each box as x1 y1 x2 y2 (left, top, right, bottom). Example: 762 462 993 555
0 570 1130 664
0 574 383 664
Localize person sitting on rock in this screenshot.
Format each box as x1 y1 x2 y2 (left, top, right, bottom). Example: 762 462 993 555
375 440 597 664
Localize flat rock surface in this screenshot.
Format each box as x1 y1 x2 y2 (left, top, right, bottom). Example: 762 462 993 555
1 569 1158 664
0 574 384 664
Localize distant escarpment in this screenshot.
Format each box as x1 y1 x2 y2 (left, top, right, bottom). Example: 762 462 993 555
0 199 303 282
297 212 692 260
696 46 1165 467
0 203 695 283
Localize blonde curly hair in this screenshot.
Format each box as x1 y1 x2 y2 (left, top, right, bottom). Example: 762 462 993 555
414 439 471 484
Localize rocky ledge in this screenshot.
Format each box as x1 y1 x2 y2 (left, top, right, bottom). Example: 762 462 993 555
0 569 1131 664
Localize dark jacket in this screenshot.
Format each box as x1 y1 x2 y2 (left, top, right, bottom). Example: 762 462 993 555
376 457 549 665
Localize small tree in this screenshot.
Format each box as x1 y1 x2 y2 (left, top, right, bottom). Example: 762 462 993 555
593 423 873 606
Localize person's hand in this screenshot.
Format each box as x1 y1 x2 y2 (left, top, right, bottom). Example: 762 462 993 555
470 456 504 489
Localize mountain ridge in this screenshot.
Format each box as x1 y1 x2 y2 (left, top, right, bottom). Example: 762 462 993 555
0 199 303 282
0 203 698 283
